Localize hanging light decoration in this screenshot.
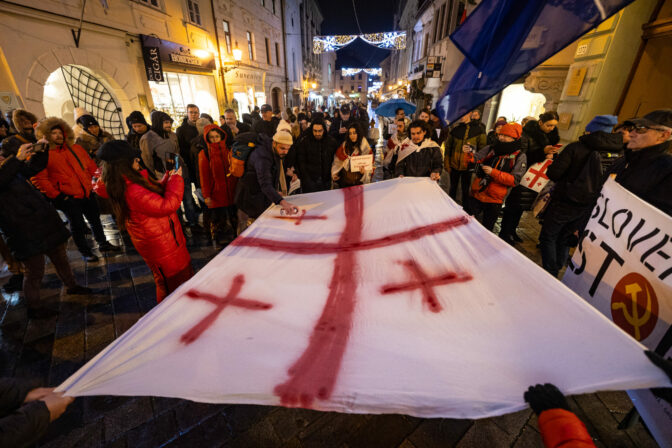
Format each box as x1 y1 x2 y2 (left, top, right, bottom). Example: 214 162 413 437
313 35 358 54
313 32 406 54
341 68 382 77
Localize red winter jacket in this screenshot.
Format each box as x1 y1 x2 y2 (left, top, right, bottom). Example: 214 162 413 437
199 124 238 208
468 148 527 204
95 170 191 277
31 144 98 199
538 409 596 448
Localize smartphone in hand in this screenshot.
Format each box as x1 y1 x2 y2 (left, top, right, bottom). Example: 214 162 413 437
165 153 179 171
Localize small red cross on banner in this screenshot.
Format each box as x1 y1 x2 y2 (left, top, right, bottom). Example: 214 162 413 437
524 160 552 188
180 274 272 344
273 209 328 226
381 260 473 313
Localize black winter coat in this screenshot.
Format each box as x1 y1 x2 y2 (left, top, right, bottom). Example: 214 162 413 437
295 131 338 193
393 140 443 178
0 132 37 157
329 117 359 144
547 131 623 205
0 378 50 448
176 117 199 178
235 134 283 219
253 119 278 138
608 141 672 216
505 120 560 210
0 152 70 260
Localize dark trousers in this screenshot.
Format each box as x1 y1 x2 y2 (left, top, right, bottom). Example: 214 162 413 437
449 170 472 206
153 263 194 303
539 200 589 278
499 204 524 238
23 243 76 307
209 205 237 243
59 195 107 256
469 198 502 232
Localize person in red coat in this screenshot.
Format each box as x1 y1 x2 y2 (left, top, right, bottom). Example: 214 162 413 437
199 124 238 244
31 117 119 261
94 141 193 302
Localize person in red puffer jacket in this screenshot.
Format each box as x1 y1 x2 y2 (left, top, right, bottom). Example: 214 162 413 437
94 140 193 302
199 124 238 244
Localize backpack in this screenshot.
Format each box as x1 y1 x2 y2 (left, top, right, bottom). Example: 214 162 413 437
563 150 603 205
229 132 258 177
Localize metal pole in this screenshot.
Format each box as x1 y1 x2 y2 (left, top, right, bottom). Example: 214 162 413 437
210 0 229 106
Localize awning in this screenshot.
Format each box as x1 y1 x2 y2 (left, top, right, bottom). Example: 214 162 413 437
437 0 635 124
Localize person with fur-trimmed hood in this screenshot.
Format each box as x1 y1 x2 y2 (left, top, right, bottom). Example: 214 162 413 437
0 117 10 141
467 123 527 232
73 108 113 160
31 117 120 261
1 109 38 156
390 120 443 180
199 124 238 243
331 122 373 188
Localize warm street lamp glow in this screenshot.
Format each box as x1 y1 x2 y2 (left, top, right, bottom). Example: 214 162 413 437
232 48 242 62
311 82 317 89
193 49 211 59
397 80 402 85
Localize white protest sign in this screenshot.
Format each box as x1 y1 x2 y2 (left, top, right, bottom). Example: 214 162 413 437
349 154 373 172
563 178 672 448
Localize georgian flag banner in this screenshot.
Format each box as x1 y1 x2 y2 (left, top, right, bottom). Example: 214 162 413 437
57 178 670 419
520 160 552 193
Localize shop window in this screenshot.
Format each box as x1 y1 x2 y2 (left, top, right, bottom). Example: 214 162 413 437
223 20 232 54
149 72 219 125
275 42 281 66
247 31 255 60
187 0 201 25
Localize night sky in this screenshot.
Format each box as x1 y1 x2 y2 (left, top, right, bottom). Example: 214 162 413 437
316 0 399 68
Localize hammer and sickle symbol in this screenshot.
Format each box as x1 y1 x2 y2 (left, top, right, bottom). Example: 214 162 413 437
612 282 652 341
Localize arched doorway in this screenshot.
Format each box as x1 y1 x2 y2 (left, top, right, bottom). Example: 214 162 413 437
43 65 125 139
271 87 283 112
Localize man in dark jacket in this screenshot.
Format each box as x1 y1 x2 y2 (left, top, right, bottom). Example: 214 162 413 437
330 104 358 144
235 129 298 232
295 119 338 193
222 109 251 137
125 111 149 151
0 110 38 156
392 120 443 179
540 115 621 277
608 109 672 217
253 104 278 138
0 378 74 447
0 142 90 316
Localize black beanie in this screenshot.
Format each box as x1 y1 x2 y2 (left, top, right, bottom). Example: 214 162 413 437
96 140 141 163
77 114 100 129
127 111 148 126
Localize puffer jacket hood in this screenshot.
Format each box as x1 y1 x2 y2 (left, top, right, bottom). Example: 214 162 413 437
150 110 174 137
12 109 38 132
36 117 75 146
202 124 228 146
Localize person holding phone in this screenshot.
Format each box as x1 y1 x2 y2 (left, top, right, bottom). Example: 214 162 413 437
95 140 193 302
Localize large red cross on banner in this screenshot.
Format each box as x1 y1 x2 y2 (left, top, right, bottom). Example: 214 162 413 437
524 159 552 189
212 186 472 408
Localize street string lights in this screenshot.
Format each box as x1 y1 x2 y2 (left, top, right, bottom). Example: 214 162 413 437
341 68 382 77
313 32 406 54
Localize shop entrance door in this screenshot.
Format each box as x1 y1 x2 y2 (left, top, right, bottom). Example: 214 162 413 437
234 92 249 120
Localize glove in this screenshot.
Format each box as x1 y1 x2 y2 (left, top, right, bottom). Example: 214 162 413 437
645 350 672 404
524 383 570 415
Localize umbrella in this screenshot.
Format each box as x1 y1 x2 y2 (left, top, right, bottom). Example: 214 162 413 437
374 99 416 118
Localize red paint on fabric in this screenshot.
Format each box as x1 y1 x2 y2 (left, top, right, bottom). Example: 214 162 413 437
273 209 328 226
233 215 469 254
274 186 364 408
381 260 473 313
180 274 272 345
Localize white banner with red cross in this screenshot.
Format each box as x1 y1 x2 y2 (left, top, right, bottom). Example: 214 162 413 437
520 159 552 192
56 178 669 419
563 178 672 448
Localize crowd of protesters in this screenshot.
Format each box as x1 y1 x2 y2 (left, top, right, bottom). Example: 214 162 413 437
0 98 671 446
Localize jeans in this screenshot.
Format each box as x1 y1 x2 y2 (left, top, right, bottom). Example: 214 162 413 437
449 170 472 207
499 205 524 239
181 168 199 226
469 198 502 232
539 200 590 278
23 243 76 307
58 195 107 256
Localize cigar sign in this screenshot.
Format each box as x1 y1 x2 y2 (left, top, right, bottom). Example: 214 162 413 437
140 35 216 82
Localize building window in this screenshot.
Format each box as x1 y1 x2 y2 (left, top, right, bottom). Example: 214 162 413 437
350 85 354 91
272 0 276 14
436 4 446 41
292 51 296 81
186 0 201 25
328 63 332 78
261 0 265 6
275 42 281 66
222 20 232 54
265 38 271 64
455 1 466 30
358 85 362 92
136 0 160 8
358 73 362 80
444 1 454 37
247 32 254 60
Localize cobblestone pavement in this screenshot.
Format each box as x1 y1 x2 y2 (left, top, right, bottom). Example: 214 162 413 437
0 208 659 448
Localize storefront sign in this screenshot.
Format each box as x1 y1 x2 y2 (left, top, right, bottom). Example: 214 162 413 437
140 35 216 80
229 69 264 84
141 36 164 82
426 56 443 78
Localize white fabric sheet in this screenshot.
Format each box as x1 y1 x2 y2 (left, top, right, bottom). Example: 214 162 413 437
57 178 670 419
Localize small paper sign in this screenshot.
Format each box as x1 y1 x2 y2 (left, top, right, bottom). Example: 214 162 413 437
350 155 373 172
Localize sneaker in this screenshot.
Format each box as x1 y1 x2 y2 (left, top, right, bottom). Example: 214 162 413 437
66 285 93 295
98 241 121 252
3 273 24 293
83 253 99 262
